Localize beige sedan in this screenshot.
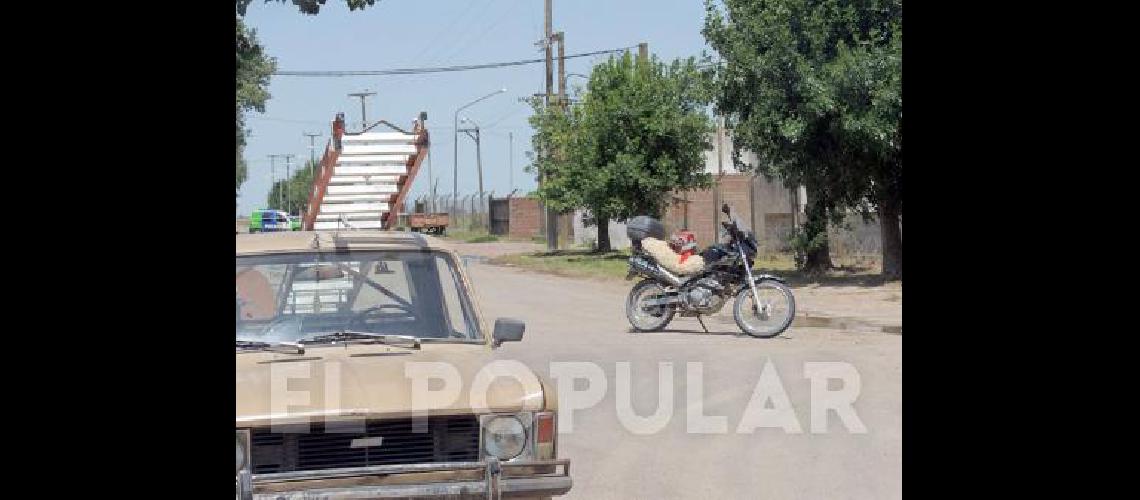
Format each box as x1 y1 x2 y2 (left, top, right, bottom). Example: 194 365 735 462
236 231 570 499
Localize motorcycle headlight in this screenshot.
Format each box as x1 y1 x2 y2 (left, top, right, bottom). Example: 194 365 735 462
236 430 250 473
481 415 527 460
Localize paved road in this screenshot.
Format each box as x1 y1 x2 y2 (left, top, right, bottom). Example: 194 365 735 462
466 260 902 500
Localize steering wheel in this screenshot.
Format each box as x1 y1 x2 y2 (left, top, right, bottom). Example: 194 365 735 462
351 304 415 329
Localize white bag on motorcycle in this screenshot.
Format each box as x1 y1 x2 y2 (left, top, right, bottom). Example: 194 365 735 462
642 237 705 276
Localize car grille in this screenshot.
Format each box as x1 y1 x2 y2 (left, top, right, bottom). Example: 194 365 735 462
249 415 480 474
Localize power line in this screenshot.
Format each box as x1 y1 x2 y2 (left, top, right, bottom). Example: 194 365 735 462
273 46 637 77
248 116 328 124
431 0 503 64
438 0 521 65
410 0 489 63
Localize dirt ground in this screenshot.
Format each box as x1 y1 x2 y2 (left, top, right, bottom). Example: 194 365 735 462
460 240 902 499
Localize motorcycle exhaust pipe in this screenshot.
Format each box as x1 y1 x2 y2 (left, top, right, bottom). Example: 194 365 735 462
629 256 682 287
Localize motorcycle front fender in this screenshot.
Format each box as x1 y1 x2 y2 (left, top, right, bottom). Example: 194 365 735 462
750 274 788 284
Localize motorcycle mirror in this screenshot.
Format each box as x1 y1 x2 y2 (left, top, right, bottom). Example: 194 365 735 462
721 203 731 216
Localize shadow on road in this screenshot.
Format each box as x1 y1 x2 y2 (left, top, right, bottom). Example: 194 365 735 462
628 327 743 337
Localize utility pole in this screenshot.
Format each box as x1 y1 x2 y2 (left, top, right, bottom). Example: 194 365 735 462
556 31 573 245
475 127 483 226
268 154 285 210
714 115 725 230
348 91 376 132
284 154 296 213
545 0 554 105
426 146 434 212
556 32 566 109
459 120 484 229
509 132 513 193
543 0 558 251
303 132 321 167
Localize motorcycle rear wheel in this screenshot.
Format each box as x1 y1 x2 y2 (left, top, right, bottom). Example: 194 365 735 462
626 279 676 332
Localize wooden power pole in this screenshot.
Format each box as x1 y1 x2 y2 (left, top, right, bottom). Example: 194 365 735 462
542 0 559 250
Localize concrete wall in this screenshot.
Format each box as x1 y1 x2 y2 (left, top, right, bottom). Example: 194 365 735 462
702 129 759 175
828 211 884 260
572 211 632 249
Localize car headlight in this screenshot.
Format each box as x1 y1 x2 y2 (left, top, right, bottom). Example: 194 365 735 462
482 415 527 460
236 430 250 474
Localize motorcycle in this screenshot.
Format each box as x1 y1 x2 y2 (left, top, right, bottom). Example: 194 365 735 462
624 203 796 338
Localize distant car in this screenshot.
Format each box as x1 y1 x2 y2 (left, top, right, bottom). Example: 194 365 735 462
236 231 571 499
249 209 299 232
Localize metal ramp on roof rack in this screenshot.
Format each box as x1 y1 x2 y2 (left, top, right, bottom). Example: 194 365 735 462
302 113 429 231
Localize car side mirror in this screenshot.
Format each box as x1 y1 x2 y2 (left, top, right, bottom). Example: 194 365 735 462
492 318 525 347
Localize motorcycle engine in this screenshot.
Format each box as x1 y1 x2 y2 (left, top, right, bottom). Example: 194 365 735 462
683 278 726 314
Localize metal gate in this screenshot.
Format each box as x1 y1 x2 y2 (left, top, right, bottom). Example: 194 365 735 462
489 197 510 235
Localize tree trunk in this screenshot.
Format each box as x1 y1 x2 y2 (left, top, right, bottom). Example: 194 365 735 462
596 215 612 252
802 189 832 274
879 194 902 280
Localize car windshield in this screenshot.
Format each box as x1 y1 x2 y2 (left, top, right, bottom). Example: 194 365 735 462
236 250 482 344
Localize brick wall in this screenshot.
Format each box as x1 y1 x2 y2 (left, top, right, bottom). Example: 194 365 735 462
508 197 543 240
660 173 804 254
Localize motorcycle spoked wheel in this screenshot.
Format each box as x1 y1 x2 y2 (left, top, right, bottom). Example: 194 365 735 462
625 279 676 332
733 280 796 338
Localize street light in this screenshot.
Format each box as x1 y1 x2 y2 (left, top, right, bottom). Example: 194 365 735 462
454 88 506 211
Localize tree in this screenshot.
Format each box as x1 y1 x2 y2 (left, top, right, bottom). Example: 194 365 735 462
528 53 714 252
703 0 902 278
236 15 275 199
268 158 318 215
235 1 379 199
237 0 378 16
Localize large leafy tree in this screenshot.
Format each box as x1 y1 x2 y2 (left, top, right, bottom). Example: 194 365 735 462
529 53 714 252
703 0 902 278
235 0 379 200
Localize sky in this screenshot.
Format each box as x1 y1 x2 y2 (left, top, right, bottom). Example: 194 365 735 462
239 0 712 216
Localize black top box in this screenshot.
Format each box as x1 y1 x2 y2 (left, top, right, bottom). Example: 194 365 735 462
626 215 665 243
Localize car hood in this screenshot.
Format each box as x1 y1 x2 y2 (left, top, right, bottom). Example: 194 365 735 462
236 343 545 427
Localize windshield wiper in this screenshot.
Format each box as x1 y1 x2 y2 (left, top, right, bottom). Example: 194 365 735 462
417 337 484 344
299 331 421 349
236 339 305 355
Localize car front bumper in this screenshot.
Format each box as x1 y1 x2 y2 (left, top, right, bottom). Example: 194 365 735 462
237 458 571 500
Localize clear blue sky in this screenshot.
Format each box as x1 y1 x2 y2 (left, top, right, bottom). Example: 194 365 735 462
239 0 711 216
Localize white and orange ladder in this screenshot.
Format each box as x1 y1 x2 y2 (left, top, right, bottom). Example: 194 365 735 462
303 113 429 231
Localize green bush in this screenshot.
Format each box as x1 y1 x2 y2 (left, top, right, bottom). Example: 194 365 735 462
787 226 828 270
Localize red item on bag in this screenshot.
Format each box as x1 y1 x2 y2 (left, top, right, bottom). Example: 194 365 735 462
669 231 698 263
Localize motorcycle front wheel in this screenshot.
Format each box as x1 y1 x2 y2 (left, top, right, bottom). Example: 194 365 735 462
626 279 676 332
733 280 796 338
